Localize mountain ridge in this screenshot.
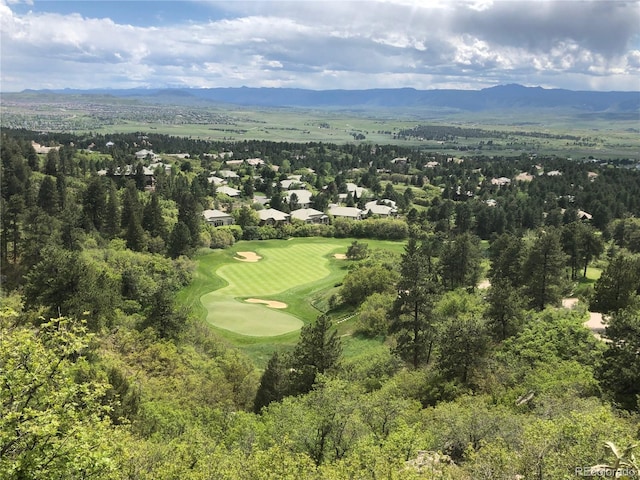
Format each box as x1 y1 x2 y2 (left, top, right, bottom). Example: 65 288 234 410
12 84 640 113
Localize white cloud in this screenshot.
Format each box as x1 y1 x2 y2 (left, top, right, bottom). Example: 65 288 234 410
1 0 638 91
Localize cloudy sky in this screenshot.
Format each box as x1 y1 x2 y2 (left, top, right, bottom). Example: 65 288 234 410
1 0 639 92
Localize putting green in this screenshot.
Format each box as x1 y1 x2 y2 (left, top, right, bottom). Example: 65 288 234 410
200 242 341 336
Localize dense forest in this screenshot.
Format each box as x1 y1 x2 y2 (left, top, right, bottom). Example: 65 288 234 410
1 128 640 479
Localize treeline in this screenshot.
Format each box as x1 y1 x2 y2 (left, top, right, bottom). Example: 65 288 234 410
396 124 581 141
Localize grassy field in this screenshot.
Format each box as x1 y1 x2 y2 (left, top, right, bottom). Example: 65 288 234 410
3 92 639 159
178 237 406 366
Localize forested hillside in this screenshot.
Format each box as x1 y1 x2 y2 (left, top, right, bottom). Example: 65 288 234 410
2 128 639 479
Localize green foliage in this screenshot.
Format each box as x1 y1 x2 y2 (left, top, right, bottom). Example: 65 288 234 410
209 226 236 249
484 278 527 340
435 291 490 385
356 291 396 337
340 264 398 306
591 252 640 314
288 315 342 396
498 307 601 368
24 246 120 329
168 221 192 257
346 240 369 260
439 233 482 291
597 303 640 410
0 314 120 479
522 228 569 310
254 351 288 413
390 237 441 369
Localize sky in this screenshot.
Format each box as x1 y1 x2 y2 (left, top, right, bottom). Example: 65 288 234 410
1 0 639 92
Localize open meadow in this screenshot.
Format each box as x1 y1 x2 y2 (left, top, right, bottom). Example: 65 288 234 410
178 237 406 366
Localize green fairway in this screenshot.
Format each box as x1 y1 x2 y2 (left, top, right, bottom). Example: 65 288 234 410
200 242 341 336
190 239 360 335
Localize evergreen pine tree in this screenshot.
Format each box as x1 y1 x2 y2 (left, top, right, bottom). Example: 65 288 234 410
37 176 59 215
287 315 341 396
253 352 288 413
142 192 166 239
389 236 441 368
104 181 120 239
522 228 568 310
168 221 192 258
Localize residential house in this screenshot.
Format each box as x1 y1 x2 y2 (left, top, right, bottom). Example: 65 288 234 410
329 206 363 220
149 161 172 174
491 177 511 186
217 186 241 197
246 158 265 167
208 175 226 186
97 164 156 189
345 183 367 198
285 190 313 208
577 210 593 221
203 209 235 227
515 172 534 182
365 199 397 217
218 170 239 179
280 179 304 190
291 208 329 224
258 208 290 226
135 149 159 161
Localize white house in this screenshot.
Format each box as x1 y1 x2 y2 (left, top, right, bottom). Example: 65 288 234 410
491 177 511 186
218 170 239 179
207 176 226 186
285 189 313 208
345 183 367 198
203 209 235 227
217 186 241 197
291 208 329 224
135 149 158 161
329 206 363 220
258 208 290 226
365 200 397 217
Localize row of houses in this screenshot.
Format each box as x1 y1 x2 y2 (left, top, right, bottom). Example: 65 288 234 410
202 199 397 228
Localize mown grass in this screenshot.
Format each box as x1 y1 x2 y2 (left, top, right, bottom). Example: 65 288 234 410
572 265 603 298
178 237 406 367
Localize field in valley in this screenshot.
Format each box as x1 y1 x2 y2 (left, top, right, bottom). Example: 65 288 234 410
2 92 638 160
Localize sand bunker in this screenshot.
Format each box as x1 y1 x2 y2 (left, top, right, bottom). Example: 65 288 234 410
334 253 347 260
234 251 262 262
245 298 288 309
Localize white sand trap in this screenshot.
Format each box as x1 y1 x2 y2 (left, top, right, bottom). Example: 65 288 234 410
334 253 347 259
245 298 288 309
234 251 262 262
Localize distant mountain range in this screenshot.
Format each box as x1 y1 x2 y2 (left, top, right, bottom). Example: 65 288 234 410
19 84 640 113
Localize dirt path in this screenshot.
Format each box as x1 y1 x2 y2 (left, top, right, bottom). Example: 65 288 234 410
562 297 605 334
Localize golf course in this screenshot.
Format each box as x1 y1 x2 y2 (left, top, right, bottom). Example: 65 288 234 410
178 237 405 364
